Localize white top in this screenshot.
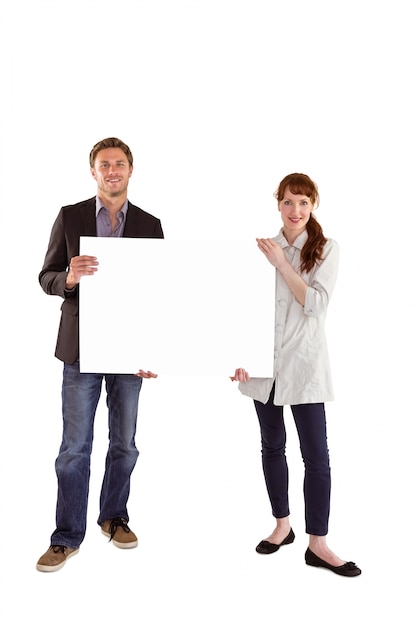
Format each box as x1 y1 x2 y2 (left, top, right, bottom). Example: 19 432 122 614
238 228 340 406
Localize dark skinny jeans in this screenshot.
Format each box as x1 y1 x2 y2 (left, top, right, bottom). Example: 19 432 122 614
254 389 331 536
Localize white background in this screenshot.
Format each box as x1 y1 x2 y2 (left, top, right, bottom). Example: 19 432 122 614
1 1 416 624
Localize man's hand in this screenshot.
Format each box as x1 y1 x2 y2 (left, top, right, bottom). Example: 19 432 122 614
66 255 98 289
135 370 158 379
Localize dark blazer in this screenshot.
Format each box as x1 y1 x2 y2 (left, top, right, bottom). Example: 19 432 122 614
39 196 164 364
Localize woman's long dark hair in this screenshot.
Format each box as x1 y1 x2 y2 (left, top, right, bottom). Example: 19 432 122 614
274 173 327 273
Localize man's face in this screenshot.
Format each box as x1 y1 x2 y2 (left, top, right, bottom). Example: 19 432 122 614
91 147 133 198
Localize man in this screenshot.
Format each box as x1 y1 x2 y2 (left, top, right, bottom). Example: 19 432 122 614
37 137 164 572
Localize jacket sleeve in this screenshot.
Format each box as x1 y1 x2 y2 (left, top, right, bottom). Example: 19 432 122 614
38 207 77 300
303 239 339 317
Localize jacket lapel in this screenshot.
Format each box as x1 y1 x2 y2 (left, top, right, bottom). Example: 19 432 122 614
123 201 139 237
81 197 97 236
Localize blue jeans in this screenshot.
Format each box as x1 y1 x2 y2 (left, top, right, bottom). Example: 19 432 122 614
51 363 142 548
254 390 331 536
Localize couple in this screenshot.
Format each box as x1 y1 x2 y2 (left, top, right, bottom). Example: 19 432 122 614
36 137 360 578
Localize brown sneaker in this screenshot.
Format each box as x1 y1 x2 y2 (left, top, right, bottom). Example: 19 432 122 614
101 517 138 549
36 545 79 572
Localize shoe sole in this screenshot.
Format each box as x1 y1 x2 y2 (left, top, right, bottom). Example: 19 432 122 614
36 548 79 573
101 529 138 549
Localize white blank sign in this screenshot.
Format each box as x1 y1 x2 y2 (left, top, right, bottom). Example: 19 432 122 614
79 236 275 377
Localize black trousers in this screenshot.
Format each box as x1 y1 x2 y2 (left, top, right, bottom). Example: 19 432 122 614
254 389 331 536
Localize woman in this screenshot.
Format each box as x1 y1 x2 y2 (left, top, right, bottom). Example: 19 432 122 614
233 173 361 577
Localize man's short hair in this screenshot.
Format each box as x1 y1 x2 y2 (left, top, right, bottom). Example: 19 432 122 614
89 137 133 167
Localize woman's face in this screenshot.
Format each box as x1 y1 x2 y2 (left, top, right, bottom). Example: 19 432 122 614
278 187 313 238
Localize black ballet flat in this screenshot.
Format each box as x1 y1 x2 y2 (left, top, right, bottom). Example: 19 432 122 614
255 528 295 554
305 547 361 577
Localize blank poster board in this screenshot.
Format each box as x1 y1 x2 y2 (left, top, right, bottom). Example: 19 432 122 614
79 236 275 377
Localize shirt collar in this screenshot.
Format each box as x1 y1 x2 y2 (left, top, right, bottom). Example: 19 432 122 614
95 196 128 218
274 227 308 250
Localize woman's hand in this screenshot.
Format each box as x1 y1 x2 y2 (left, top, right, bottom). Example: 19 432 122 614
258 237 308 306
256 238 286 270
230 368 250 382
134 370 158 378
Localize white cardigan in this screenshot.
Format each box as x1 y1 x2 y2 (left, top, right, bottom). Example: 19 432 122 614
238 228 339 406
